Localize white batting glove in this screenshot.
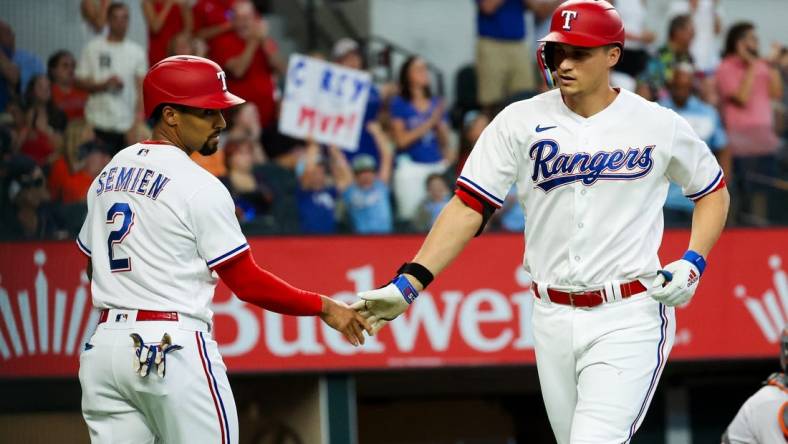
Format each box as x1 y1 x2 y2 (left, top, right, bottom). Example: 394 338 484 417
650 251 706 307
350 275 419 335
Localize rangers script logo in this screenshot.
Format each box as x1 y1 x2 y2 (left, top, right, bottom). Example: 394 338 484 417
529 140 655 192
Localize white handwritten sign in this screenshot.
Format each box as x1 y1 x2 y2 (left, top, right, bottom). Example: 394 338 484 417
280 54 371 151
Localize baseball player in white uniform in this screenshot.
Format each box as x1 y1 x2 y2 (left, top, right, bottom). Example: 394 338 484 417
77 55 371 444
353 1 730 442
723 328 788 444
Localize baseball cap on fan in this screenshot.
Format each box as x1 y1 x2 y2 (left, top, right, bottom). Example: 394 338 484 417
143 55 246 118
332 38 360 61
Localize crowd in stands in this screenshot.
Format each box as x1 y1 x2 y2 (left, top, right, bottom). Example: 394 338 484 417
0 0 786 241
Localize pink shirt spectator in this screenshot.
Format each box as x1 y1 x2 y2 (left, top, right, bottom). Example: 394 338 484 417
716 56 780 156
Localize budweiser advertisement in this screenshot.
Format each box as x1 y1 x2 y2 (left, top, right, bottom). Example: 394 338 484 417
0 230 786 378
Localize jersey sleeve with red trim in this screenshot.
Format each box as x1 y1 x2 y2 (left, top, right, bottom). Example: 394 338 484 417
666 113 726 201
456 106 519 209
186 179 249 269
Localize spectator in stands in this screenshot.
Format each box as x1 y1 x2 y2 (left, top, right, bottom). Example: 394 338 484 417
660 62 730 226
667 0 723 75
296 142 342 234
498 187 525 232
0 20 45 113
0 23 20 114
475 0 539 111
167 32 206 58
336 122 394 235
48 50 89 123
614 0 656 84
192 0 235 61
222 139 274 223
716 22 783 224
0 154 65 240
332 38 386 169
48 120 109 205
456 109 490 174
390 56 454 221
75 2 148 155
80 0 111 34
226 102 265 164
638 14 695 101
19 74 67 167
412 173 451 232
142 0 193 66
213 0 282 129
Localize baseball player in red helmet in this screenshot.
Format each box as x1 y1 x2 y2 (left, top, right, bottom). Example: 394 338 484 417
77 55 371 443
354 1 730 442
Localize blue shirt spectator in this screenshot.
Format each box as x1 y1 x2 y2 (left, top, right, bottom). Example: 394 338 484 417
500 187 525 232
14 50 45 99
0 20 45 111
345 85 382 167
477 0 526 41
344 179 392 234
335 124 395 235
390 94 445 164
296 142 339 234
296 187 337 234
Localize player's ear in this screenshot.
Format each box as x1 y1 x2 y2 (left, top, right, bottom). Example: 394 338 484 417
161 105 179 126
607 45 621 69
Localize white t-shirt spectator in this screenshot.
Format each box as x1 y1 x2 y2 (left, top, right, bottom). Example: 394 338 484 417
76 37 147 132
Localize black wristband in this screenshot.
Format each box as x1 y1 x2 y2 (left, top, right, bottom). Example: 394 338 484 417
397 262 434 289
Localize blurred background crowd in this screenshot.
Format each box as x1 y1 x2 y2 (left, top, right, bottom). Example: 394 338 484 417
0 0 785 242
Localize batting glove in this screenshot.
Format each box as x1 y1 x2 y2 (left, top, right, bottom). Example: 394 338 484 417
350 275 419 335
650 250 706 307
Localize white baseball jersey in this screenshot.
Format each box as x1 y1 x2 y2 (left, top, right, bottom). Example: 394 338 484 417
459 88 723 287
77 141 249 322
725 380 788 444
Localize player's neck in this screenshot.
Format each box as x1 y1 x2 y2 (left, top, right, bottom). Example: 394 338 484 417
151 127 192 156
562 85 618 118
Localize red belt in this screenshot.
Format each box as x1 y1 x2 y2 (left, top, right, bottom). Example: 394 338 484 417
535 280 647 308
98 309 179 324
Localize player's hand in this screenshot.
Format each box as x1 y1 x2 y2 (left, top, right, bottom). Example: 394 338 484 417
319 296 372 346
351 275 419 335
649 259 701 307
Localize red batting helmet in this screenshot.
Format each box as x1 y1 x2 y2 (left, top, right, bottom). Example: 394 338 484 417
143 55 245 118
536 0 625 87
539 0 625 48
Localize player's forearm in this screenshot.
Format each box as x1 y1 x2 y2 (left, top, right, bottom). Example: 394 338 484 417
226 40 259 78
215 251 323 315
393 120 434 149
195 22 232 41
731 65 757 106
75 77 106 93
688 187 729 258
407 196 482 290
768 67 783 99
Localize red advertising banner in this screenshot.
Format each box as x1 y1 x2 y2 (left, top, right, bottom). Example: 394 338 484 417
0 229 786 378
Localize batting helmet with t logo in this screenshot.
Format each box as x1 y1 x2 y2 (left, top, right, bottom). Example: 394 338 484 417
143 55 245 118
536 0 625 87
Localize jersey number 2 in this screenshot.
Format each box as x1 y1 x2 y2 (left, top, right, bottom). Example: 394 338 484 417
106 202 134 272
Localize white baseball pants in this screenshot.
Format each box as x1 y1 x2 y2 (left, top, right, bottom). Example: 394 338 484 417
532 292 676 443
79 309 238 444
